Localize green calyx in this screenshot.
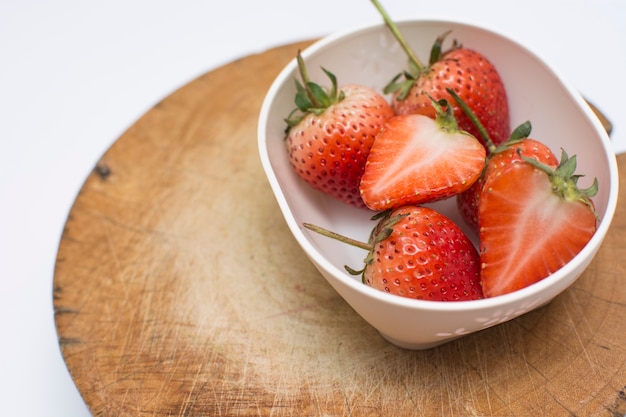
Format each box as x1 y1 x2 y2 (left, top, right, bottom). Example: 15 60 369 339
284 50 345 132
383 32 461 100
491 121 532 155
519 148 600 221
359 210 410 281
373 0 462 102
427 94 462 133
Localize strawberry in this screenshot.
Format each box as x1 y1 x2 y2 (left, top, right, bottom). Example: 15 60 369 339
371 0 510 148
304 206 484 301
457 126 560 232
285 51 394 208
478 149 599 297
442 87 560 233
359 97 486 211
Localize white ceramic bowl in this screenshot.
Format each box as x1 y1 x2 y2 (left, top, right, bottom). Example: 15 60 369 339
257 18 619 349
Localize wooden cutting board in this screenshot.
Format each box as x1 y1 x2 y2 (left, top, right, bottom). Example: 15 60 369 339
53 40 626 417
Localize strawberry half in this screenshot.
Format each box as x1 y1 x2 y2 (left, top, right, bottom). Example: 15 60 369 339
285 51 394 208
442 87 560 233
478 149 599 297
359 98 486 211
304 206 484 302
371 0 510 148
457 127 560 232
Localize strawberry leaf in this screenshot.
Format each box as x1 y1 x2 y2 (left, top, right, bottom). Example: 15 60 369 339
429 30 450 65
284 51 346 133
509 121 532 141
383 71 417 100
294 80 312 111
490 121 533 154
519 148 600 220
556 149 577 178
306 82 331 109
322 67 338 100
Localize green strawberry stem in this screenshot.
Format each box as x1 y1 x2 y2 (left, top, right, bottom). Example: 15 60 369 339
304 211 410 279
445 87 496 153
303 223 371 251
295 52 321 108
519 148 600 221
370 0 424 71
295 51 339 110
445 87 533 156
374 1 461 100
304 222 370 278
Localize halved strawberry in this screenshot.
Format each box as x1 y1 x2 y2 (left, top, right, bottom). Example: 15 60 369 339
359 98 486 211
457 132 560 232
478 150 599 297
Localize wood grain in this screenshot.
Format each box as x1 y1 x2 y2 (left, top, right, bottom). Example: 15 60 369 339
53 40 626 417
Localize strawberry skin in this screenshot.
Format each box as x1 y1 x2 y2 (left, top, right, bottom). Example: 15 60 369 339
457 138 559 232
478 153 598 297
286 85 394 208
359 113 486 211
363 206 483 301
370 0 510 149
392 48 510 149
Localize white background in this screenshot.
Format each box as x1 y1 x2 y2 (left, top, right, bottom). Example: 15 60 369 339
1 1 625 415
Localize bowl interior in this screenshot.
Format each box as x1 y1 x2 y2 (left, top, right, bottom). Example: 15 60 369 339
259 19 617 310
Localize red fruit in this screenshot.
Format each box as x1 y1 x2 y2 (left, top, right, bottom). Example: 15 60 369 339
285 52 394 208
364 206 483 301
457 136 559 232
371 0 510 148
478 150 599 297
359 98 486 211
304 206 484 301
390 46 510 148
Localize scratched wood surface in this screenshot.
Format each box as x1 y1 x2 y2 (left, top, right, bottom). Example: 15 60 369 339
53 40 626 417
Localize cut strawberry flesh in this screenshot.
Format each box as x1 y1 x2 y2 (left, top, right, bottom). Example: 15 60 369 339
457 138 560 232
360 114 486 211
479 162 597 297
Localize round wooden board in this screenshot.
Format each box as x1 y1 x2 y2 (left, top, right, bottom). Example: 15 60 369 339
54 40 626 417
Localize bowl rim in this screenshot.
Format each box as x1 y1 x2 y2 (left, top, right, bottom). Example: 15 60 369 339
258 17 620 313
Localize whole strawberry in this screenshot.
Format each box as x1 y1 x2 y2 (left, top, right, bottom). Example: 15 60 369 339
478 149 599 297
305 206 484 302
285 51 394 208
359 97 486 211
371 0 510 148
